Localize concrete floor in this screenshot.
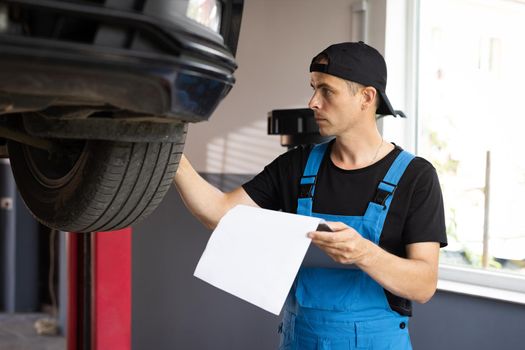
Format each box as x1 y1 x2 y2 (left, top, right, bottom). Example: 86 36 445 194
0 313 65 350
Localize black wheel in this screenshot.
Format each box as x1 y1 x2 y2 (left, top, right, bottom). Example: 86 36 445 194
7 135 184 232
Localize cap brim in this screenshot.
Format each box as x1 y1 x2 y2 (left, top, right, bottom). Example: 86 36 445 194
377 91 405 118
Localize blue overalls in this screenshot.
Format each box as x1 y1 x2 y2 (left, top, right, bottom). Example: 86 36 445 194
279 142 415 350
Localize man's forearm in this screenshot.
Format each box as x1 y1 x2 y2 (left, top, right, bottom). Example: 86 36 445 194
357 241 440 304
173 155 257 229
310 224 440 304
173 155 226 229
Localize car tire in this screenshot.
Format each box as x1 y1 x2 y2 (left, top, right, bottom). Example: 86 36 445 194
7 135 185 232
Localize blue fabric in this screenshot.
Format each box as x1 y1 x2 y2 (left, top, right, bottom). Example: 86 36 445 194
280 142 415 350
300 176 316 184
297 142 329 215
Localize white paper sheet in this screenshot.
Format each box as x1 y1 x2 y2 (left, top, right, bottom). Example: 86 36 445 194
193 205 323 315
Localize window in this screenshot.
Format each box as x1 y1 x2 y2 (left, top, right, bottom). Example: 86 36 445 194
417 0 525 279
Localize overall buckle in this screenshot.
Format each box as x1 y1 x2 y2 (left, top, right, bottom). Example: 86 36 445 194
299 176 316 198
373 181 397 208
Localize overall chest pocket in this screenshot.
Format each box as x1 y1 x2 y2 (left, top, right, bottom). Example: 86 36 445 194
295 267 363 312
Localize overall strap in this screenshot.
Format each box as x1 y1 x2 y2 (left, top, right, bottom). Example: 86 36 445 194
297 142 330 216
372 151 415 212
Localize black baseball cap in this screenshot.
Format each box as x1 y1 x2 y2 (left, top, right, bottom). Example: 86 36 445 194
309 41 406 118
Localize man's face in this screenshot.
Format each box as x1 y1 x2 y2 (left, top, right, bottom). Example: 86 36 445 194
308 72 363 137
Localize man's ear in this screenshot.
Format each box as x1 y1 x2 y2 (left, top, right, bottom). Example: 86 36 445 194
362 86 377 107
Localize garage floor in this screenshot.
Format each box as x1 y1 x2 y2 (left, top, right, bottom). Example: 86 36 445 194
0 313 65 350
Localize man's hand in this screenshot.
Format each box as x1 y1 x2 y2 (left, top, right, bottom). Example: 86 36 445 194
308 221 376 266
309 221 440 303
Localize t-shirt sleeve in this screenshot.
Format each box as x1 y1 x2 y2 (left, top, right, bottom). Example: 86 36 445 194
241 146 308 212
241 157 283 210
403 163 448 247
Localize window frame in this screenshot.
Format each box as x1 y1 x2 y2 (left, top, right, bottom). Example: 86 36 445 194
382 0 525 304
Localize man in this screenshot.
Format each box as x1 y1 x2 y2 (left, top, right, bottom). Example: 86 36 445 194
174 41 447 350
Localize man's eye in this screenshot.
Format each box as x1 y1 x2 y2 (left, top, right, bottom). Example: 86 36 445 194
322 88 332 96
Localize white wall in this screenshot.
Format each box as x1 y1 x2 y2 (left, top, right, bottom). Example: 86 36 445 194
185 0 391 174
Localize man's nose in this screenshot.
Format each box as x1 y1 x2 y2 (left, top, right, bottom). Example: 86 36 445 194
308 92 320 110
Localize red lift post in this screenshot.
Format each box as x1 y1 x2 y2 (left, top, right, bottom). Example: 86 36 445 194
67 229 132 350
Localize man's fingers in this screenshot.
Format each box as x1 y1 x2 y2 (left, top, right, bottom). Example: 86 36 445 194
315 241 348 252
308 229 353 243
315 245 349 264
324 221 349 231
309 230 343 243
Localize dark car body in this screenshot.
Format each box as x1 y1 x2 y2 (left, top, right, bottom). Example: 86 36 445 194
0 0 244 232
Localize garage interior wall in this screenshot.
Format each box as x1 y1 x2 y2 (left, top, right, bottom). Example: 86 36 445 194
132 0 525 349
183 0 388 174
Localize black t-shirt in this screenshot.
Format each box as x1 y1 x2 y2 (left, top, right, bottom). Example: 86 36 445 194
242 140 447 316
